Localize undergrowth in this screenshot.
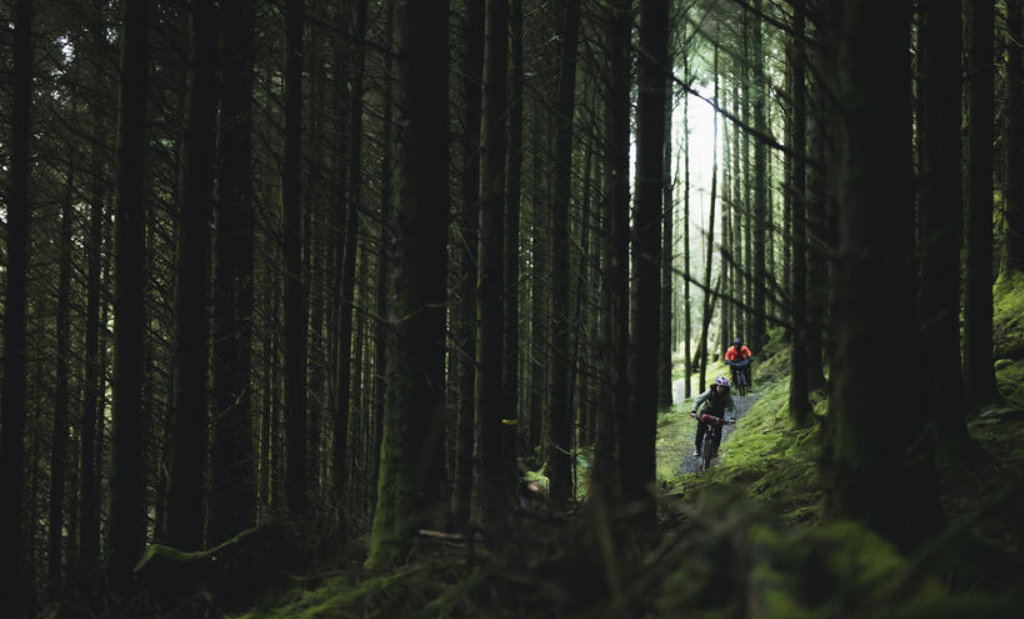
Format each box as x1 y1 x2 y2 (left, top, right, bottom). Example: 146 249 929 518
228 302 1024 619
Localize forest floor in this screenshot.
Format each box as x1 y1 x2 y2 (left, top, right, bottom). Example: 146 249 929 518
131 324 1024 618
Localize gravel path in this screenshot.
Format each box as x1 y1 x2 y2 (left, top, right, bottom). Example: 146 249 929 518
672 378 759 475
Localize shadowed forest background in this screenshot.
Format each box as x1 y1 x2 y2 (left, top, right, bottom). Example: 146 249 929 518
1 0 1024 617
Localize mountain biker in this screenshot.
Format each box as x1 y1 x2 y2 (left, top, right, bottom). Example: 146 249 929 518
724 337 753 389
690 376 736 457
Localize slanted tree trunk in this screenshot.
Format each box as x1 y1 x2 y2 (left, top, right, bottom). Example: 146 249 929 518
549 0 581 509
368 0 450 565
824 0 942 552
167 0 218 551
472 0 509 524
1 0 32 613
108 0 150 585
282 0 309 518
209 0 257 545
964 0 998 408
918 0 970 465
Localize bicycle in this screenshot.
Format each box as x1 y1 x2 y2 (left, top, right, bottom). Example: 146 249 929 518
691 411 736 471
726 357 751 396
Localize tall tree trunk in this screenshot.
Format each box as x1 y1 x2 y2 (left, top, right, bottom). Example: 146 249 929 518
504 0 525 490
805 82 828 392
108 0 150 584
660 72 674 408
720 92 732 360
683 53 692 400
629 0 669 527
167 0 218 551
751 0 768 351
919 0 969 465
371 0 394 518
335 0 369 505
282 0 309 518
453 0 483 528
506 0 526 476
1004 0 1024 272
528 134 549 452
79 24 106 564
788 6 813 425
549 0 581 509
209 0 257 545
698 45 720 393
367 0 450 565
472 0 509 524
964 0 998 408
1 1 32 613
49 147 75 597
824 0 942 552
594 0 632 494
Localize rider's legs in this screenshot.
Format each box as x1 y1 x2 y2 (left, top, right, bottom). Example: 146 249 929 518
694 419 707 455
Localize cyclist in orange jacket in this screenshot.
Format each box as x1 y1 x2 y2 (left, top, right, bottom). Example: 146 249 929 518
724 337 753 390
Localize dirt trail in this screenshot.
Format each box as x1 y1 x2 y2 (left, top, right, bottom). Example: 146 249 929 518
671 378 759 475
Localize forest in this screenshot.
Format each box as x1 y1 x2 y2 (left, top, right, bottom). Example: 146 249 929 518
1 0 1023 617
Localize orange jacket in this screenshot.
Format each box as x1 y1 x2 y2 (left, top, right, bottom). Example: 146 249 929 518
724 345 752 362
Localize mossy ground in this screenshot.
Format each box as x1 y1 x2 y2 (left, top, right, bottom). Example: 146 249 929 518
222 289 1024 619
662 340 825 527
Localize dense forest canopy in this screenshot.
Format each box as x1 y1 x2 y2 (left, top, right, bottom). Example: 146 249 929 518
1 0 1023 617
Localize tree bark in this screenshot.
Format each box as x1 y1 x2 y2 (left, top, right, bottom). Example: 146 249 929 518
453 0 484 528
472 0 509 525
683 53 692 400
108 0 150 584
79 8 106 562
504 0 525 493
660 71 675 408
334 0 370 505
788 5 813 425
209 0 257 545
1 0 32 613
964 0 998 408
629 0 669 527
751 0 768 351
282 0 309 518
824 0 942 552
368 0 450 565
594 0 632 494
49 142 75 597
167 0 218 551
371 0 395 518
1004 0 1024 272
918 0 970 465
549 0 581 510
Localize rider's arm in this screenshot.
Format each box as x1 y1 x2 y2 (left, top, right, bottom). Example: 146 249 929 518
691 390 710 414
